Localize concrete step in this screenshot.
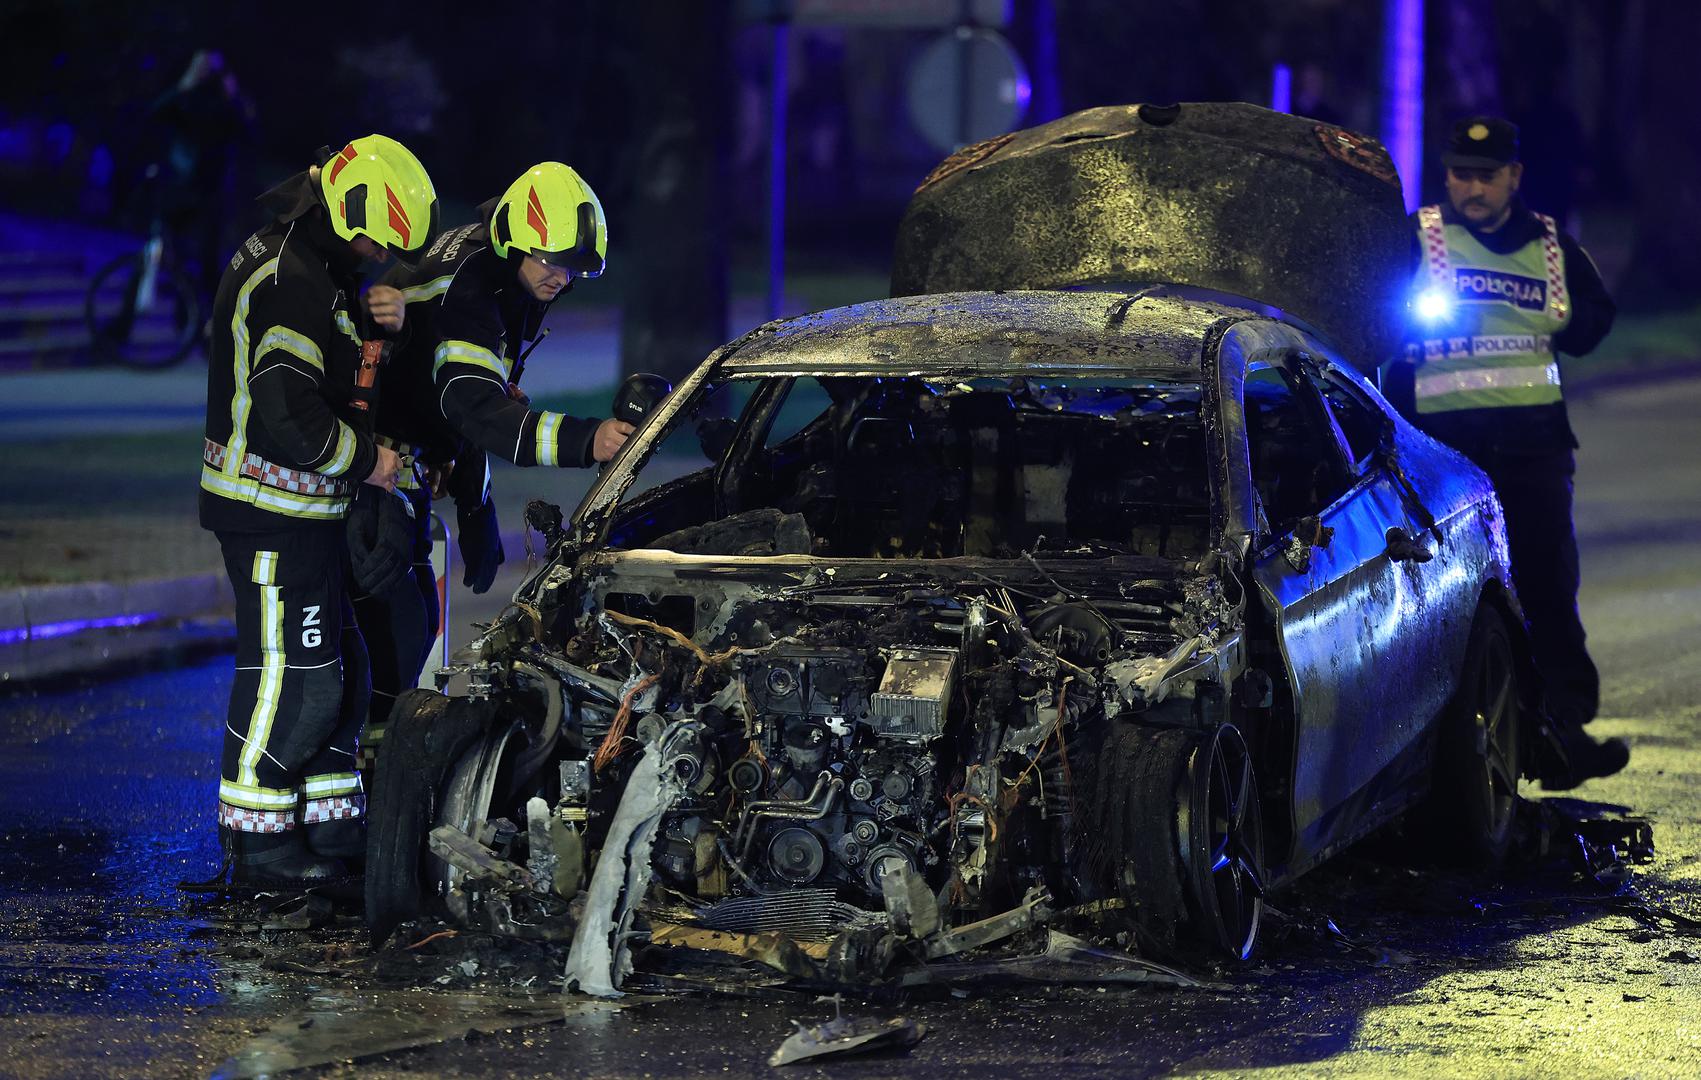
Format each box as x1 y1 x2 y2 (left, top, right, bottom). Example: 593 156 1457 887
0 257 88 284
0 328 192 360
0 274 89 297
0 250 86 269
0 301 87 323
0 277 174 315
0 307 191 341
0 329 92 356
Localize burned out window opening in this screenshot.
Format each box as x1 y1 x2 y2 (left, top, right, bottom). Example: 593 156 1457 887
610 372 1213 563
1243 363 1355 536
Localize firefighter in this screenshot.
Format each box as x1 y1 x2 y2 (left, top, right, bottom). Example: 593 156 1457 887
1391 116 1627 786
200 134 437 882
350 162 633 764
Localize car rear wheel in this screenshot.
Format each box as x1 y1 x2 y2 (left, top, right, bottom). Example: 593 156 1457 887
1422 603 1521 866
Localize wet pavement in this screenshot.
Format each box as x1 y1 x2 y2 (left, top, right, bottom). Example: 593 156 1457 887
2 376 1700 1077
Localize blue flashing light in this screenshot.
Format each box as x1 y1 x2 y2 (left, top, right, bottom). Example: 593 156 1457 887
1414 288 1453 323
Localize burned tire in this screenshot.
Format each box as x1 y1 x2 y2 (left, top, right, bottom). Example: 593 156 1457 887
434 717 532 925
1080 721 1265 962
364 689 495 945
1419 604 1521 867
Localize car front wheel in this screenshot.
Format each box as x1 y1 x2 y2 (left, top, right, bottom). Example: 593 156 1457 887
1082 720 1266 962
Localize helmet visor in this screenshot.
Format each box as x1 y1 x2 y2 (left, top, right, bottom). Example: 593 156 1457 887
530 197 604 277
533 246 604 279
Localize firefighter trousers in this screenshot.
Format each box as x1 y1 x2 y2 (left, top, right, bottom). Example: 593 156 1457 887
350 484 437 769
215 526 369 832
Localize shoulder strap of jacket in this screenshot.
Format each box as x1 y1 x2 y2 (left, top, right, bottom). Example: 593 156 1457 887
1532 212 1569 321
1416 205 1450 286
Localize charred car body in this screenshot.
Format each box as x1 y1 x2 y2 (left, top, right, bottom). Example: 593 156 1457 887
365 104 1540 988
367 288 1537 986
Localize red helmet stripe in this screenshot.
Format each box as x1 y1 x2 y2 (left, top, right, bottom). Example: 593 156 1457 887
525 186 549 247
385 185 412 247
326 142 359 186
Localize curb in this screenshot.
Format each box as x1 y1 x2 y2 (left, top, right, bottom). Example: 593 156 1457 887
0 572 235 685
0 522 522 687
0 523 526 688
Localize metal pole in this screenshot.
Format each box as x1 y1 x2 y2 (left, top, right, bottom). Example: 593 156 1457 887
1270 63 1292 113
955 2 973 147
766 18 789 323
1380 0 1425 213
421 510 451 688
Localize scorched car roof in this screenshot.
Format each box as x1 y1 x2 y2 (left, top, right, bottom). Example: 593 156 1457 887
717 289 1253 378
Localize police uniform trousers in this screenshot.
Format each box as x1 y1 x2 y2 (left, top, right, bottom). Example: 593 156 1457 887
350 483 438 771
1464 446 1601 728
215 526 369 832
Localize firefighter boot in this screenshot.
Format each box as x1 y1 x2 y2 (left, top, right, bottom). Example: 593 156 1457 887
222 826 346 885
304 818 367 864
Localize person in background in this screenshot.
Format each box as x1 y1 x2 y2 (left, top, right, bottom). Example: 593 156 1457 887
1391 115 1627 788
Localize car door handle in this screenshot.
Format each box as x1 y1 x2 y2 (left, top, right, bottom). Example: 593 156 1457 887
1384 526 1434 563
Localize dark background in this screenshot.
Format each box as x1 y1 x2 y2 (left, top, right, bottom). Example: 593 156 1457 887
1 0 1695 377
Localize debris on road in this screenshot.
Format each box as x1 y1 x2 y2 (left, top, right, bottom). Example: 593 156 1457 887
210 991 620 1080
259 893 335 932
768 1008 927 1066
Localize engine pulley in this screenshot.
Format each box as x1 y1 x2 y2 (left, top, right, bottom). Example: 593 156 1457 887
767 827 827 884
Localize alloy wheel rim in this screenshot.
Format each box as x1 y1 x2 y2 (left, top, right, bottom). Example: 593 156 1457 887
1201 725 1265 959
1477 630 1518 838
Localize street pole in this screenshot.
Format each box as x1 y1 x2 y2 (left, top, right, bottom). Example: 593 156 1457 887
1381 0 1425 213
767 18 789 323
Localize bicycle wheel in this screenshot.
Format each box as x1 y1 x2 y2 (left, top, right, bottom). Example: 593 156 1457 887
84 250 203 368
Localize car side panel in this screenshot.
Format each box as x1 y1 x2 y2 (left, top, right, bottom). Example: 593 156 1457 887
1252 470 1436 866
1251 349 1512 875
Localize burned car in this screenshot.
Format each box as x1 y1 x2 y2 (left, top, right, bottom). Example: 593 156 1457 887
365 286 1540 989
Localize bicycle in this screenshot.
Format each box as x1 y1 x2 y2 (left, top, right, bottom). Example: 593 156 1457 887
83 164 205 369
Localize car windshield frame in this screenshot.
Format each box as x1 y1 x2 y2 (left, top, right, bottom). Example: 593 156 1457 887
576 362 1222 561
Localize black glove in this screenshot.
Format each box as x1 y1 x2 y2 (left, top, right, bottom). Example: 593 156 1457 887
457 498 504 594
347 486 416 596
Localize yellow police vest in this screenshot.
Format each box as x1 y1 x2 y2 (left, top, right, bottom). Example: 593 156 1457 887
1411 205 1572 414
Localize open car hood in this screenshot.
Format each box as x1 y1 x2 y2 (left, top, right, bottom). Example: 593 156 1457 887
890 102 1411 373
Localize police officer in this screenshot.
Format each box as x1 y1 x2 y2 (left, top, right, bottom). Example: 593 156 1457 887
201 135 437 882
351 162 633 763
1393 116 1627 786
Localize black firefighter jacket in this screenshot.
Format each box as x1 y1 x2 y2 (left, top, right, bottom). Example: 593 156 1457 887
375 211 601 506
199 174 378 534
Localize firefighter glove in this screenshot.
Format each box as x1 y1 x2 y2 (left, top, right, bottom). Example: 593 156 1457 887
458 499 505 594
347 486 415 596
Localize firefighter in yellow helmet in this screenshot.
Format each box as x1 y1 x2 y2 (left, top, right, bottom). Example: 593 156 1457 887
200 134 437 884
351 163 640 768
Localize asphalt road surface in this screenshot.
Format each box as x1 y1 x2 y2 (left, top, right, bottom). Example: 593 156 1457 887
1 375 1699 1078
